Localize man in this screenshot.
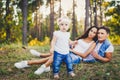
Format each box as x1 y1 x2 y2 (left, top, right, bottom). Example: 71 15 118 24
91 26 114 62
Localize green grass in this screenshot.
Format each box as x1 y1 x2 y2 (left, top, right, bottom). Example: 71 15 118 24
0 44 120 80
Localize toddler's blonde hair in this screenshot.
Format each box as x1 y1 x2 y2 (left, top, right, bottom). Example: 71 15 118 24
57 16 71 26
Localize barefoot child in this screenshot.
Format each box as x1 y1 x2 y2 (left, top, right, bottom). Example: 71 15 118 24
51 16 76 79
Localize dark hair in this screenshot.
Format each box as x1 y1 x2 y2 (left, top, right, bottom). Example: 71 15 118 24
98 26 110 34
76 26 98 42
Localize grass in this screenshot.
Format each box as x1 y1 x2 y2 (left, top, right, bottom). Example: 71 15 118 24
0 44 120 80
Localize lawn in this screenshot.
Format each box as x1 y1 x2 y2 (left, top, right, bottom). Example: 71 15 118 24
0 44 120 80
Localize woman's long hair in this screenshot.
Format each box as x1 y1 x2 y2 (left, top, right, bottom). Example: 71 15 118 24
76 26 98 42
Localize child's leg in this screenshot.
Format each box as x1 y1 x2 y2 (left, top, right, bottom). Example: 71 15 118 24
64 54 75 77
53 52 63 78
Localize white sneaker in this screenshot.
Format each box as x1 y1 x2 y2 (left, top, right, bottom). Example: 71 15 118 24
30 49 41 57
34 64 46 75
14 61 30 69
44 66 50 72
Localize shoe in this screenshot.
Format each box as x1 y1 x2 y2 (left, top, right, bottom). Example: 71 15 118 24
14 61 30 69
54 74 59 79
34 64 46 75
70 72 75 77
30 49 41 57
44 66 50 72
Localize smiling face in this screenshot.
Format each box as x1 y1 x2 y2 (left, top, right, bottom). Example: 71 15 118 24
88 27 98 39
97 29 109 42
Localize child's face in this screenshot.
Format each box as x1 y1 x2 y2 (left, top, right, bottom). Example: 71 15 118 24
59 22 69 32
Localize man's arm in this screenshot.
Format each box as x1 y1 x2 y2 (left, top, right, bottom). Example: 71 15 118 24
92 51 112 62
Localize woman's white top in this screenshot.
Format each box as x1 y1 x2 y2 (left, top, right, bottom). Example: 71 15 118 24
54 31 70 55
73 39 95 60
73 39 94 53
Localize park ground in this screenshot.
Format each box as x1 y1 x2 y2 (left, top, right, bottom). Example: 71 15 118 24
0 44 120 80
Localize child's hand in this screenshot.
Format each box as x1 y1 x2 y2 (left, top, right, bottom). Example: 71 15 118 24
50 48 54 54
74 40 78 45
70 40 78 49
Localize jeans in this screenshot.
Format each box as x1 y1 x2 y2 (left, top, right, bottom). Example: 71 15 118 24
83 59 96 63
69 52 82 64
53 51 73 75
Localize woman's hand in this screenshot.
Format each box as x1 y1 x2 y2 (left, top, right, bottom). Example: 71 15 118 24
69 48 73 52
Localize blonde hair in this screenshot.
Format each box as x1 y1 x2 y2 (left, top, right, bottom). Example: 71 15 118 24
57 16 71 26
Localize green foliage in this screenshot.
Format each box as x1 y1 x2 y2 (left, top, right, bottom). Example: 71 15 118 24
109 35 120 45
103 1 120 45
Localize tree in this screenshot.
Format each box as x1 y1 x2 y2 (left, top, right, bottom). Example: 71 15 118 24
49 0 54 40
104 1 120 35
5 0 11 41
93 0 97 27
71 0 77 40
85 0 90 31
59 0 62 17
21 0 28 45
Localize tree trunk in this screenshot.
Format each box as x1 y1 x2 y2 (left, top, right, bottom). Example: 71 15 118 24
50 0 54 40
5 0 10 41
93 0 97 27
22 0 28 45
59 0 61 17
85 0 90 31
99 0 102 26
72 0 77 40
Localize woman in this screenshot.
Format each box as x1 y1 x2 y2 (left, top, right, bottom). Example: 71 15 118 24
14 26 98 75
70 26 98 64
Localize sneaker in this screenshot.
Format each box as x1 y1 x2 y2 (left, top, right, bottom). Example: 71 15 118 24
34 64 46 75
70 72 75 77
44 66 50 72
30 49 41 57
54 74 59 79
14 61 30 69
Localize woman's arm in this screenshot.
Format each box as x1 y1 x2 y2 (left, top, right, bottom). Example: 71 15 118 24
70 42 96 58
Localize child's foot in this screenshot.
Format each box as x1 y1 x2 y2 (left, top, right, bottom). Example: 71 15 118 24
14 61 30 69
30 49 41 57
34 64 49 75
54 74 59 79
70 72 75 77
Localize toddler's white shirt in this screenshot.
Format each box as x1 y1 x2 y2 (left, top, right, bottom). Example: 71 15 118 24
54 31 70 55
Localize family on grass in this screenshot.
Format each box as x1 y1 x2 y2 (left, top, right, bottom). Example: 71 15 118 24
14 16 114 79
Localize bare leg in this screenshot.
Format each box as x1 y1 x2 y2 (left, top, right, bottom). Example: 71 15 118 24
28 57 50 65
44 55 53 67
33 55 53 75
40 53 52 58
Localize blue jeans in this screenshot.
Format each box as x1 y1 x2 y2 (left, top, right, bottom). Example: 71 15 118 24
69 52 82 64
83 59 96 63
70 52 96 63
53 51 73 75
